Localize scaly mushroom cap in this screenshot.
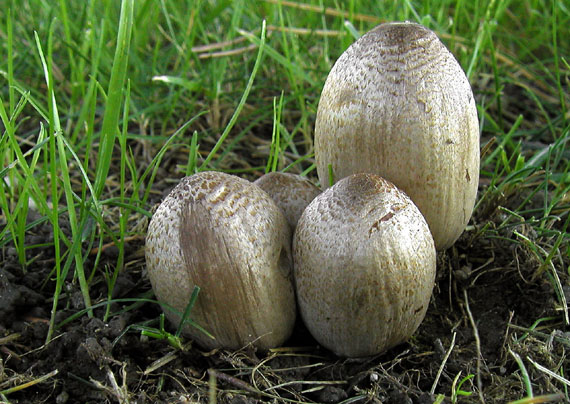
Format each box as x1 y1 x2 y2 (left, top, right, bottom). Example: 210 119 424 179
314 21 480 250
293 173 436 357
145 171 296 350
254 172 321 230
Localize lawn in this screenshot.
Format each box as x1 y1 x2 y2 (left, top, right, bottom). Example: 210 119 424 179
1 1 569 403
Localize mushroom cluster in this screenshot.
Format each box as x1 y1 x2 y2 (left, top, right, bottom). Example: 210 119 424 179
145 21 478 357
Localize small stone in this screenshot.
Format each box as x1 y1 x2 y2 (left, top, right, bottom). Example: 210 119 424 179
56 390 69 404
314 385 348 403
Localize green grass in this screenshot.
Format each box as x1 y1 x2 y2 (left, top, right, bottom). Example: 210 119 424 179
1 0 569 402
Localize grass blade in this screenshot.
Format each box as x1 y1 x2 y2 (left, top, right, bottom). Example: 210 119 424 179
200 20 267 170
94 0 134 197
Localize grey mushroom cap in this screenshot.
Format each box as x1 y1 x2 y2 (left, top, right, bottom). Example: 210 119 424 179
254 172 321 230
293 173 436 358
145 171 296 350
314 21 480 250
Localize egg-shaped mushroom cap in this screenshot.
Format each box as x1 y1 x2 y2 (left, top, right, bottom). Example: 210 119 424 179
254 172 321 230
145 171 296 350
294 173 436 357
315 21 480 250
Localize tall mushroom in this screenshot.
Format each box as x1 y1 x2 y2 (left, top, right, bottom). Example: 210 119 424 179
145 171 296 350
314 21 480 250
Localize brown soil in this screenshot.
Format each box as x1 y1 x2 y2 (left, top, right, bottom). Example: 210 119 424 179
1 187 568 404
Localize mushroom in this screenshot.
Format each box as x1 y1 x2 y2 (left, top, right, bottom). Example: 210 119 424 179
314 21 480 250
145 171 296 350
293 173 436 357
253 172 321 230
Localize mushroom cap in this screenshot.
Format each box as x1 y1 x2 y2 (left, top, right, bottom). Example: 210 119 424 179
253 172 321 230
314 21 480 250
145 171 296 350
293 173 436 357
